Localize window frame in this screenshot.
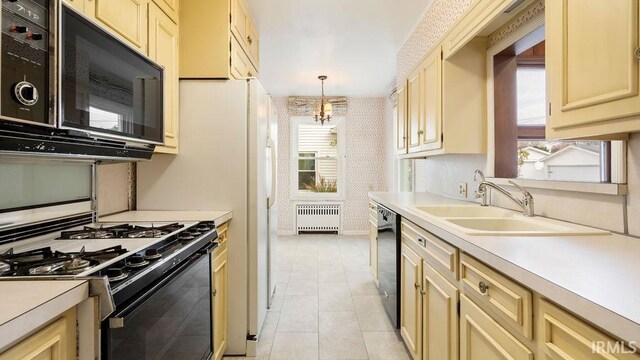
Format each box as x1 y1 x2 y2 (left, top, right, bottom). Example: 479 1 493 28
289 116 346 200
485 12 627 195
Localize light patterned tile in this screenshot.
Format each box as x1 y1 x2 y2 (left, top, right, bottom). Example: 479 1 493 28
270 332 319 360
277 295 318 332
362 332 410 360
319 283 354 312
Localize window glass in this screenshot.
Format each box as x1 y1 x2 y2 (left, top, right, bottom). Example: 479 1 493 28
516 67 546 126
292 119 342 196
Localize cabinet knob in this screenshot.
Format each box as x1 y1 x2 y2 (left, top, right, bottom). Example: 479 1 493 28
635 47 640 60
478 281 489 295
414 282 420 290
418 130 424 135
213 289 218 296
247 35 253 45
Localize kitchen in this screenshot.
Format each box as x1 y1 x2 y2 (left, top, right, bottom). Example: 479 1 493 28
0 0 639 359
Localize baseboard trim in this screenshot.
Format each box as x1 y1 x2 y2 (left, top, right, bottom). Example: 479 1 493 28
342 230 368 236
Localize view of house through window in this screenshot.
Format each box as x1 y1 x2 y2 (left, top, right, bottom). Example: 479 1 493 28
494 37 608 182
292 118 343 196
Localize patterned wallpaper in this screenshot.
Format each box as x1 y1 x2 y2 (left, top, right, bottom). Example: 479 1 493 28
274 97 387 234
488 0 545 46
397 0 475 81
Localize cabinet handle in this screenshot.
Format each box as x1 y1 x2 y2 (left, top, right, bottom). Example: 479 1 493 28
478 281 489 295
635 47 640 60
247 35 253 45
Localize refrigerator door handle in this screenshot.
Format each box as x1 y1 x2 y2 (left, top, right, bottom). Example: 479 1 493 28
267 137 277 209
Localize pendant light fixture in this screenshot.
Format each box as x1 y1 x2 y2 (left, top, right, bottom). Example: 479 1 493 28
314 75 333 125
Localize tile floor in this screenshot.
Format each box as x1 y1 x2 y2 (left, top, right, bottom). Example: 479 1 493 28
224 234 410 360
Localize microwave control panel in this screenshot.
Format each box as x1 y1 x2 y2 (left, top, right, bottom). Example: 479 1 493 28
1 0 52 126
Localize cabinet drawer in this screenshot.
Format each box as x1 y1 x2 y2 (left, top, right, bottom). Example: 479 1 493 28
369 213 377 226
460 253 533 340
539 300 640 360
401 219 458 282
368 201 377 219
460 295 533 360
230 36 256 79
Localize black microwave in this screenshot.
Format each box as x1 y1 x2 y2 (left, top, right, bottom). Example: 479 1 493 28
60 4 164 145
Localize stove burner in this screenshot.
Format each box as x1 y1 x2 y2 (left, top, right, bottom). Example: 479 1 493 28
64 257 92 271
124 223 184 239
58 223 185 240
144 248 162 260
188 230 202 237
28 261 67 275
107 268 128 282
178 234 195 242
126 255 149 268
0 261 9 274
196 225 211 232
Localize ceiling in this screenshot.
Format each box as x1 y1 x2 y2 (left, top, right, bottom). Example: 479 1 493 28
246 0 434 97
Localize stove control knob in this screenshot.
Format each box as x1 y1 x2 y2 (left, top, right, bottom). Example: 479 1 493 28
28 33 43 41
11 25 28 33
13 81 38 106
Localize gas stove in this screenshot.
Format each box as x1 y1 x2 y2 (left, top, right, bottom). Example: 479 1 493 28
0 220 218 297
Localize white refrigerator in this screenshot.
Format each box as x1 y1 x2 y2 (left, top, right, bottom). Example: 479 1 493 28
136 79 278 356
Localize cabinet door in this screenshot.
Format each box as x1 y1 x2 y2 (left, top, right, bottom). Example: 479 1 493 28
401 242 422 360
87 0 149 52
0 309 76 360
460 295 533 360
148 3 179 153
63 0 85 13
407 69 423 153
369 214 378 283
547 0 640 138
420 48 442 151
231 0 250 48
151 0 178 23
423 263 458 360
247 18 260 69
396 82 408 155
212 249 229 360
230 37 254 79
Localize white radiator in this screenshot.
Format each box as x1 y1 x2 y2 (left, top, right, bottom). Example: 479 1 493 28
296 204 341 234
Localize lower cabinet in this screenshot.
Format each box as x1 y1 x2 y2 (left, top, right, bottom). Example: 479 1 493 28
369 212 378 284
400 242 423 360
423 262 458 360
212 223 229 360
460 295 533 360
0 309 77 360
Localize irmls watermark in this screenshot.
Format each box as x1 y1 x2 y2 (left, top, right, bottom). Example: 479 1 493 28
592 341 638 354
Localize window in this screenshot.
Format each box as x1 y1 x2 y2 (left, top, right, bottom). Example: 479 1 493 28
290 117 345 199
491 31 619 184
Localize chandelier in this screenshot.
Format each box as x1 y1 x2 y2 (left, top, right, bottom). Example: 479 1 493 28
314 75 333 125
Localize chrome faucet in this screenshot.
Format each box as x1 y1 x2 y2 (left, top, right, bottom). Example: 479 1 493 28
473 170 535 217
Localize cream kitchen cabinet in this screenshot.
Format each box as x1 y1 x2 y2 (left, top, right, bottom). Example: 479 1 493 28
396 38 486 158
538 300 640 360
369 202 378 284
212 222 229 360
396 81 408 155
180 0 259 79
86 0 149 53
152 0 178 23
0 309 77 360
422 262 458 360
546 0 640 139
63 0 85 12
148 2 180 154
400 242 423 360
460 294 533 360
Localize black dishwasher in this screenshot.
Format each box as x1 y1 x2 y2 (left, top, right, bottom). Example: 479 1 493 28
377 205 401 328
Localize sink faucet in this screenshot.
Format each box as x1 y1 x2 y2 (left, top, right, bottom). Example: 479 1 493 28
473 170 535 217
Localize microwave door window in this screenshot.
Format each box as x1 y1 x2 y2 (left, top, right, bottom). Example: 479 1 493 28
62 7 164 144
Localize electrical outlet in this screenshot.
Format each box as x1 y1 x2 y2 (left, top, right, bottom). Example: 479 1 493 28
458 182 468 198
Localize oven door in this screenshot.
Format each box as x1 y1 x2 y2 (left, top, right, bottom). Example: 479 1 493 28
60 5 164 145
102 246 213 360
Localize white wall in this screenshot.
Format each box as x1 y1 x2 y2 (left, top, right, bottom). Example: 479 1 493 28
275 97 386 234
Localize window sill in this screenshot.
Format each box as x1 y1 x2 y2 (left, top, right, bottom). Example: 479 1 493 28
487 178 627 196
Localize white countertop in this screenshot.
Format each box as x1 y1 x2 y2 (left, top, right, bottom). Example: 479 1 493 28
370 191 640 344
100 210 233 225
0 280 88 351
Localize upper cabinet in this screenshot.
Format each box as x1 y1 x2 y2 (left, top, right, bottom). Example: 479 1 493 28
148 3 180 154
86 0 150 52
152 0 178 23
546 1 640 139
396 40 486 158
180 0 260 79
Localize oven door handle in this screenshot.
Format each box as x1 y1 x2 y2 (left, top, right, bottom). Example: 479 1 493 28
108 245 213 329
